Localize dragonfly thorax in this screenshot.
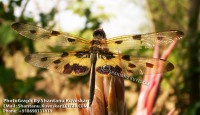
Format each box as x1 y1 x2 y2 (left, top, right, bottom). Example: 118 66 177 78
90 46 101 53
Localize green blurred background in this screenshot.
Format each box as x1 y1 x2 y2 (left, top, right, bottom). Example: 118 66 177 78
0 0 199 114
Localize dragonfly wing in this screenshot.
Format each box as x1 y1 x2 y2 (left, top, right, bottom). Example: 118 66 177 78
96 53 174 78
25 51 91 77
104 30 184 52
12 22 90 50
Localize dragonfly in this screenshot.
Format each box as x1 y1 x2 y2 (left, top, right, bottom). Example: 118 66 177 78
11 22 184 106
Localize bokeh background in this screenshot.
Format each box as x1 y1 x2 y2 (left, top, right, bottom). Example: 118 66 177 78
0 0 199 114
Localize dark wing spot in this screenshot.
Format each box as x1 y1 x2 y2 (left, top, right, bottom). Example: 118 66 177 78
157 36 163 40
63 64 73 74
176 30 184 36
115 40 123 44
166 63 174 71
53 59 61 64
24 55 31 62
122 55 131 61
51 30 61 36
11 22 21 30
68 38 76 42
73 64 89 73
75 52 82 58
114 65 122 73
128 63 136 68
74 51 88 58
61 52 69 57
146 62 153 68
41 57 48 61
132 35 142 40
96 65 111 74
30 30 36 34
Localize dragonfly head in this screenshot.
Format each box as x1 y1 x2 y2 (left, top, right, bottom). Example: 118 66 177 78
93 29 106 39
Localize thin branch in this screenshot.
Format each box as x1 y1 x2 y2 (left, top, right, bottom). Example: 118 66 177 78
19 0 30 21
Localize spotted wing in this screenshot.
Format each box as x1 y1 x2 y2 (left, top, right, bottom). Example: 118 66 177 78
11 22 90 50
103 30 184 52
96 53 174 77
25 51 91 77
